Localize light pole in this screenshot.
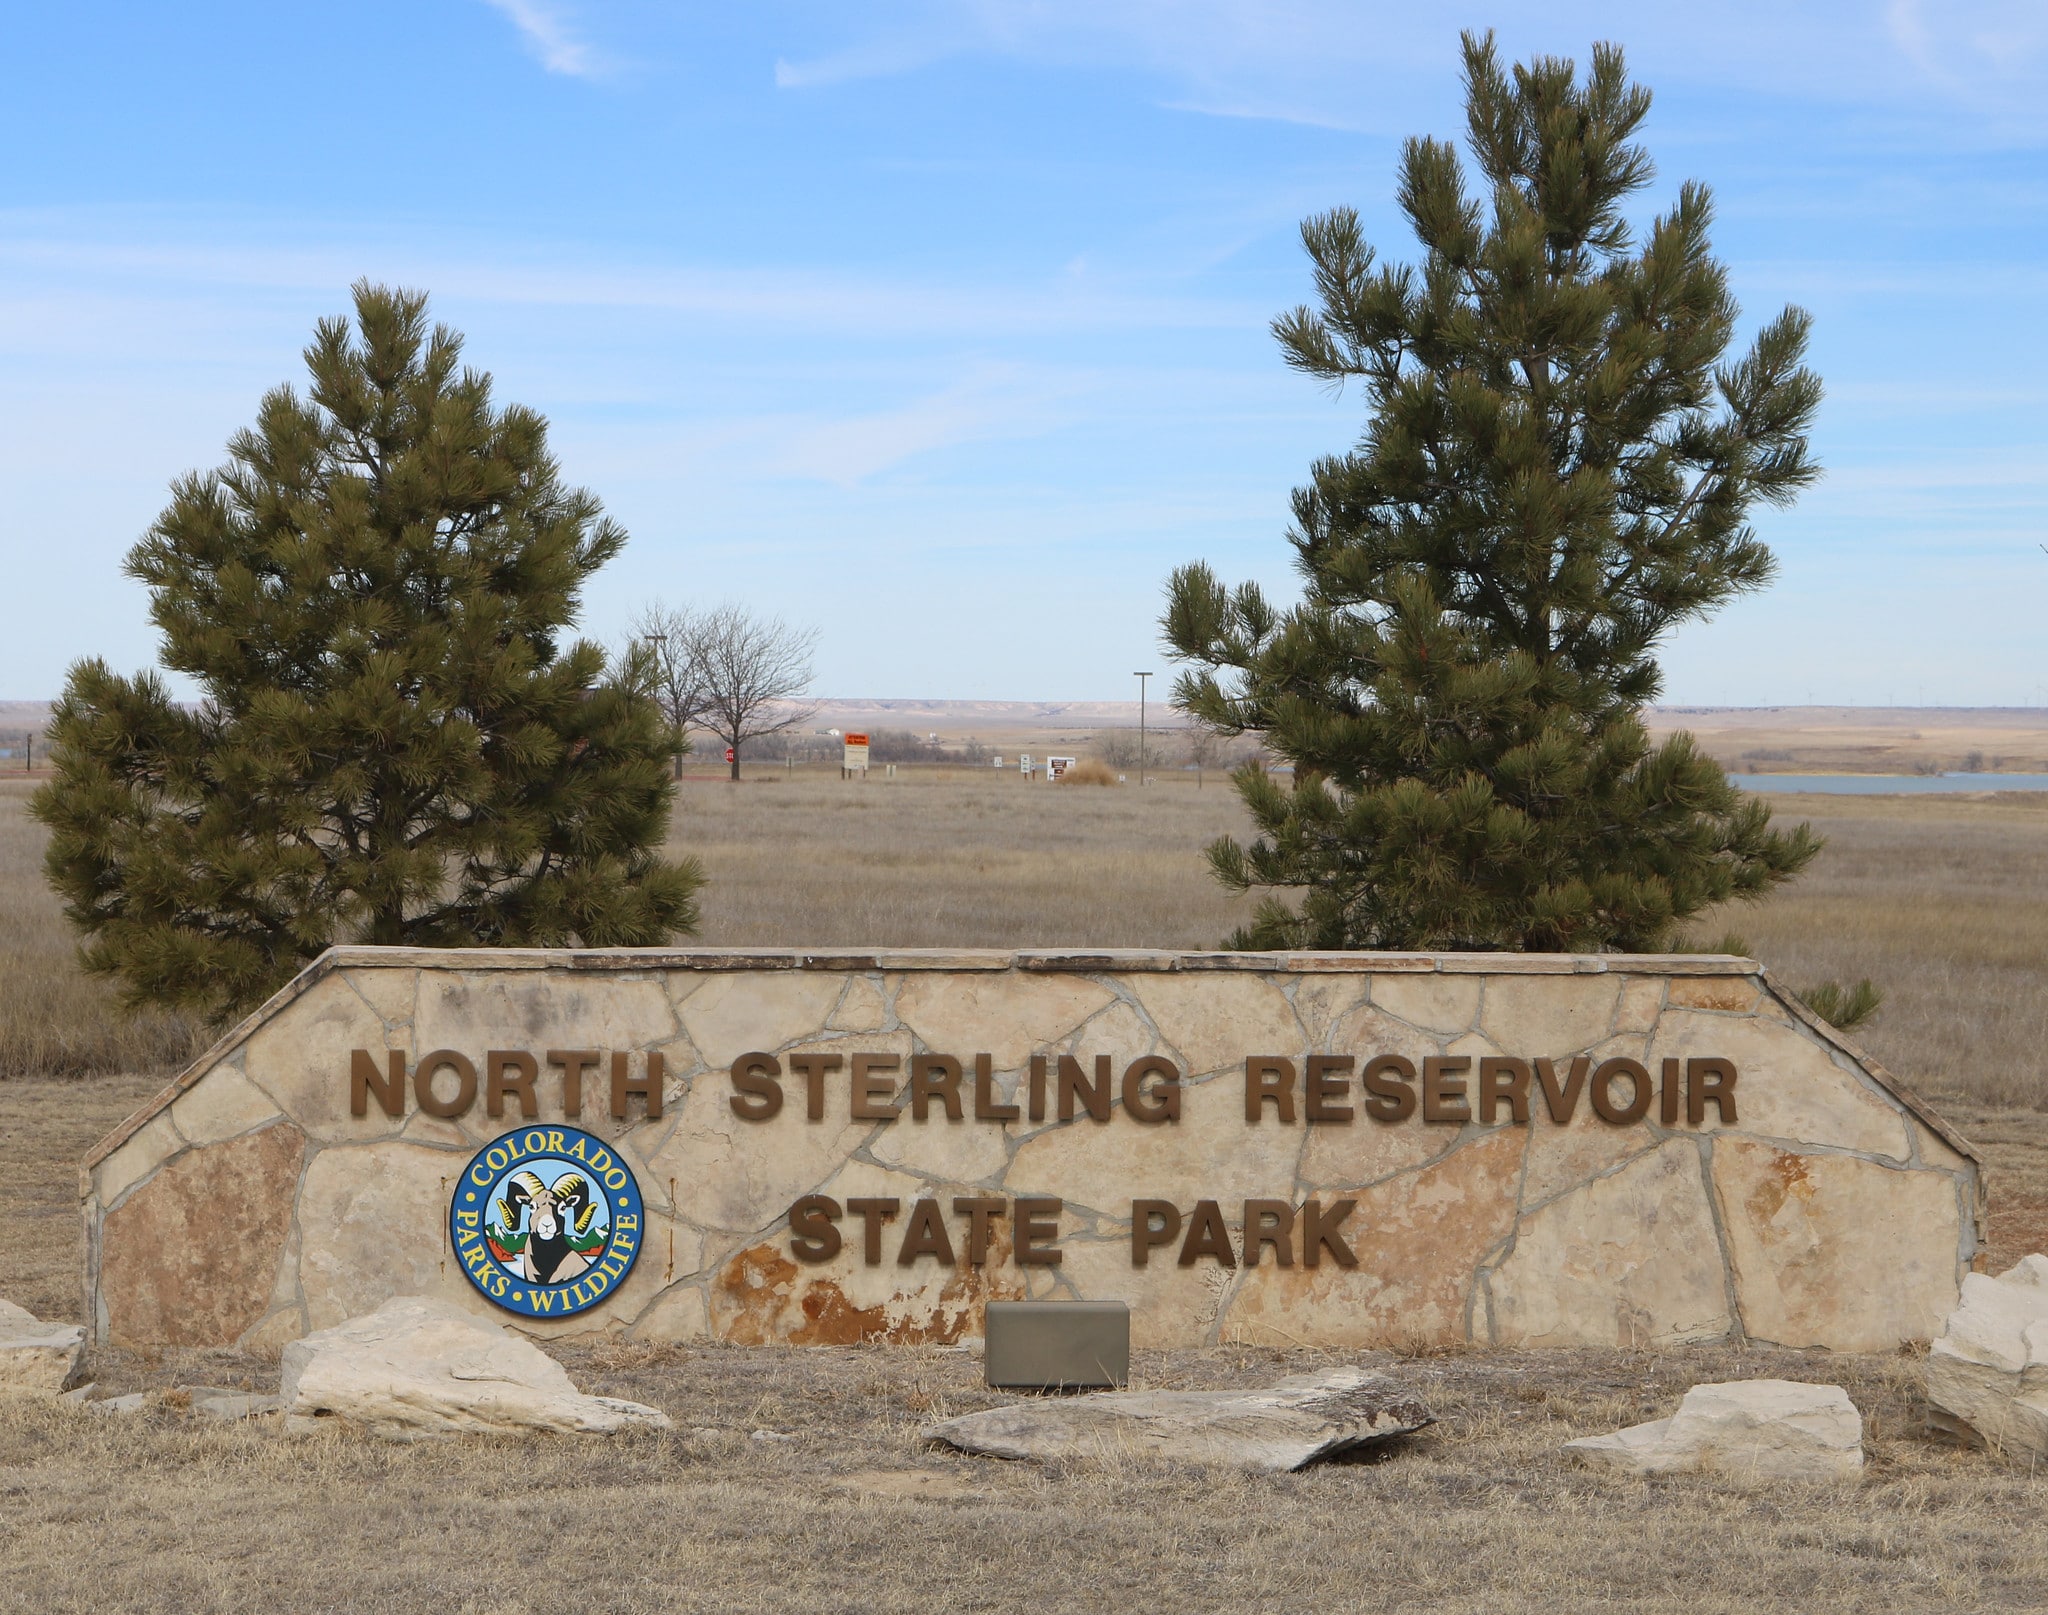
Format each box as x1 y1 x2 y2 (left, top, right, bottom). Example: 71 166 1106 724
644 633 681 779
1133 671 1153 786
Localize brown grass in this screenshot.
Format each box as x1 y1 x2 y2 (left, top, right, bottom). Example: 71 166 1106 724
7 1332 2048 1615
0 782 200 1078
9 1077 2046 1615
1059 758 1121 786
665 768 2048 1111
1691 791 2048 1110
5 772 2048 1612
0 1060 2044 1615
7 769 2048 1114
669 765 1251 952
1649 706 2048 776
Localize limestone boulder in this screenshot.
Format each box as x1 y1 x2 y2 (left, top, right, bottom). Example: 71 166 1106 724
278 1295 671 1440
1565 1378 1863 1480
923 1365 1433 1471
0 1299 84 1393
189 1389 283 1422
1924 1254 2048 1459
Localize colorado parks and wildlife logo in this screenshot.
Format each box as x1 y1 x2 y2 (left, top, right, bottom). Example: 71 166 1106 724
449 1126 643 1318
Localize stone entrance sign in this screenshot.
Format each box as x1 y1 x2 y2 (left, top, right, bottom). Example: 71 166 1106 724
82 947 1982 1353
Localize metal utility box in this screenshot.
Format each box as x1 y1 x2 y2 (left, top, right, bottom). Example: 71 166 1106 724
983 1300 1130 1389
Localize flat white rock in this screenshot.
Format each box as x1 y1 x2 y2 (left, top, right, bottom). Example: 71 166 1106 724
278 1296 671 1441
923 1365 1434 1472
1925 1253 2048 1459
189 1390 283 1422
0 1298 84 1394
1566 1378 1863 1480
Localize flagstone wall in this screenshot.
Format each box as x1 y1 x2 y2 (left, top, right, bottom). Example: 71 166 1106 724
81 947 1982 1354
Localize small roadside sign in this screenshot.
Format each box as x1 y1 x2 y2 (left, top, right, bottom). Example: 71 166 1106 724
843 733 871 776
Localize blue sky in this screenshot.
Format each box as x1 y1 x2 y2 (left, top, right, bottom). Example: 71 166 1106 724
2 2 2042 704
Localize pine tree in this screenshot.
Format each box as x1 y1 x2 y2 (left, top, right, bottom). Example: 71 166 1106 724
1163 34 1821 953
33 282 703 1024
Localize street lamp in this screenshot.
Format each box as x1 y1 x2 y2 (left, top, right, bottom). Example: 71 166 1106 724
1133 671 1153 786
644 633 680 779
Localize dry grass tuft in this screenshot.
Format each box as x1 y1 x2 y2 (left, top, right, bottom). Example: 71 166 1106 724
1059 758 1121 786
1694 792 2048 1110
3 1328 2047 1614
663 769 2048 1112
667 766 1250 952
0 782 200 1078
6 769 2048 1112
4 770 2048 1612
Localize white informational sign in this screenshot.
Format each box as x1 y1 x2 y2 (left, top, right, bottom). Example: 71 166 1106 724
991 756 1004 768
1046 755 1077 782
843 733 870 774
1019 754 1033 775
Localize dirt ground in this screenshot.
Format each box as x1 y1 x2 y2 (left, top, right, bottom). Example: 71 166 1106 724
6 1075 2048 1614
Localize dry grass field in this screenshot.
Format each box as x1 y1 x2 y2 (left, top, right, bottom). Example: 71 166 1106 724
0 1079 2026 1613
670 769 2048 1114
0 782 201 1078
1687 790 2048 1113
7 1332 2048 1615
1647 706 2048 777
13 768 2047 1109
674 765 1254 951
5 766 2048 1613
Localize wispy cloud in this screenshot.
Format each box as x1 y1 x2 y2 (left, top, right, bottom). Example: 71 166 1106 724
480 0 603 80
1154 96 1368 133
768 1 2048 143
1886 0 2048 90
774 35 960 90
775 366 1081 484
0 211 1261 341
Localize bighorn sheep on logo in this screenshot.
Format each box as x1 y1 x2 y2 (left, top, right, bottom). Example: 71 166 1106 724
497 1170 602 1284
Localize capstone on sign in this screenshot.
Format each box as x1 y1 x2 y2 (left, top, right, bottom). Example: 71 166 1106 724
81 948 1982 1354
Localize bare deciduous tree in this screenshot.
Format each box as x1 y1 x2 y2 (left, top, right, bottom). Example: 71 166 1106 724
691 605 819 780
1182 722 1225 788
1092 728 1143 769
627 602 712 778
